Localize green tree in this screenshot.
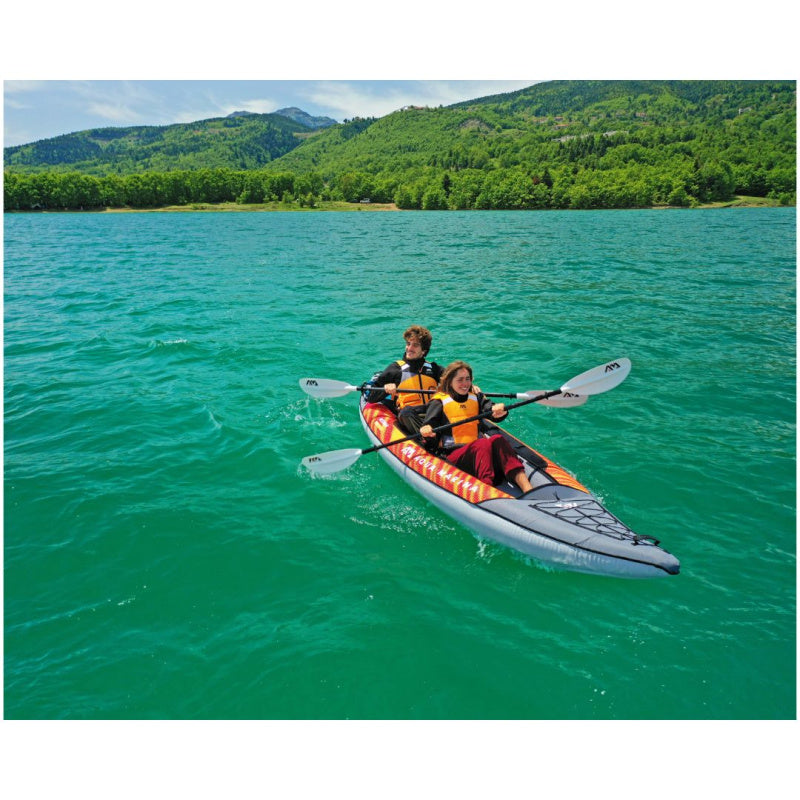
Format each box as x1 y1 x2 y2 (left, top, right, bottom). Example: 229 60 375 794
667 183 691 207
766 167 795 197
264 172 296 201
448 169 485 209
99 174 127 207
694 160 735 201
335 171 374 202
237 171 269 203
421 185 447 209
394 185 418 209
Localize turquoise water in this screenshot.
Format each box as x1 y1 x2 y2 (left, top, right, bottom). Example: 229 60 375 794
3 208 796 720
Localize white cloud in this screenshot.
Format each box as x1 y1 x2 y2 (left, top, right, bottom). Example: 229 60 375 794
4 80 49 95
4 95 32 111
300 80 536 121
235 98 281 114
301 82 408 119
418 81 535 106
72 81 161 124
85 102 148 125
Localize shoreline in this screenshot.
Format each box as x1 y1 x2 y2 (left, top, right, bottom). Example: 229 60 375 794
104 201 402 213
5 197 790 214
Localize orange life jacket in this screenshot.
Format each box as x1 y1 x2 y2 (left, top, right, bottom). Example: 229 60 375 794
435 391 480 448
395 360 438 409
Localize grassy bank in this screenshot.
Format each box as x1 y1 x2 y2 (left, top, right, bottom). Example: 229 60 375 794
103 200 401 213
99 195 790 213
691 195 789 209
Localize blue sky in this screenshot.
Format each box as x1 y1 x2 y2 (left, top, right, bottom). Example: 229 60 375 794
3 80 537 147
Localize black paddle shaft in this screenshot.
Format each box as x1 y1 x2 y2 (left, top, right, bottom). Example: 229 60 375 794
360 384 527 400
361 389 560 456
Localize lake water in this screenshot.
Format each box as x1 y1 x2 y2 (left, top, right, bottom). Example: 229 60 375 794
3 209 795 729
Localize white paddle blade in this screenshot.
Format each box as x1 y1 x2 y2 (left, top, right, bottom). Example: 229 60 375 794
299 378 359 399
302 448 363 474
560 358 631 396
524 390 587 407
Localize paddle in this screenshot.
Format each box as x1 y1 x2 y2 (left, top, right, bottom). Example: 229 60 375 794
298 378 586 408
301 358 631 475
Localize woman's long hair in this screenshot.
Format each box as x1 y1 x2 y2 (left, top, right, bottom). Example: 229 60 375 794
438 360 473 396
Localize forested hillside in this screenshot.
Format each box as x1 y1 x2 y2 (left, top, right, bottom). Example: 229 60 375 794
265 80 795 208
3 112 310 174
4 80 795 211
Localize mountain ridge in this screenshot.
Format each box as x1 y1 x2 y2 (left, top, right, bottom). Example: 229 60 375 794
3 111 310 173
4 81 795 211
273 107 338 129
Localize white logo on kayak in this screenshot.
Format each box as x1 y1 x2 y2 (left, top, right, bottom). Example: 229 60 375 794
398 445 479 494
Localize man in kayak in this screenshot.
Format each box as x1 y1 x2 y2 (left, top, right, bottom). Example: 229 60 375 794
365 325 443 436
419 360 533 494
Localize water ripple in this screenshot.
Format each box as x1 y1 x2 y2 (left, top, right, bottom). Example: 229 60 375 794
3 208 795 720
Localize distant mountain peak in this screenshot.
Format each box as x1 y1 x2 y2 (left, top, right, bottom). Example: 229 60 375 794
274 107 338 129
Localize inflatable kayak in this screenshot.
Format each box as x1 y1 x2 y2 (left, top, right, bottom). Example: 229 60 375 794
357 396 680 578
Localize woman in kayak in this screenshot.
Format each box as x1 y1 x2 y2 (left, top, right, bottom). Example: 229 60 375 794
419 361 533 493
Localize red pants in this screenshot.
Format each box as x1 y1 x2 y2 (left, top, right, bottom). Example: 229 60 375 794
447 434 525 487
